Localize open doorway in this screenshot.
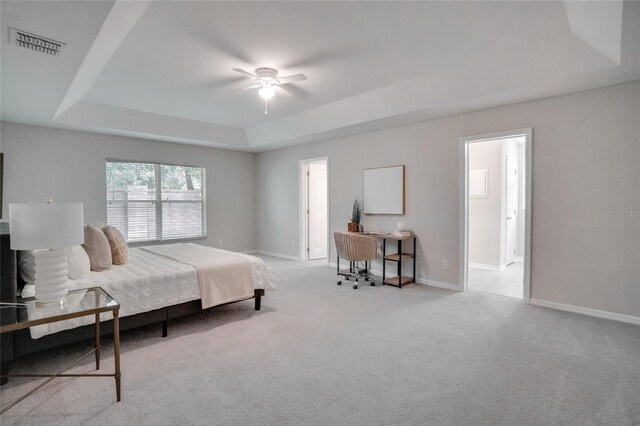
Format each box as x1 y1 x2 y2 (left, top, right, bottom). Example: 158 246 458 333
300 157 328 261
460 129 532 300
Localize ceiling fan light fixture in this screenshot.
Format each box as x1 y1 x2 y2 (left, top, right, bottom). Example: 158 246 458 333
232 67 307 114
258 84 275 100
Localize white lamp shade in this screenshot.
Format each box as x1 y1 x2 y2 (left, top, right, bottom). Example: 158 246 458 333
9 203 84 250
258 85 275 100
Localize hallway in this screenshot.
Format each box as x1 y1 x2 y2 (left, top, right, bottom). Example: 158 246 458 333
468 260 524 298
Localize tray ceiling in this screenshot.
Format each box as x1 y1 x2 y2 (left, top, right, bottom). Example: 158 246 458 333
2 1 639 151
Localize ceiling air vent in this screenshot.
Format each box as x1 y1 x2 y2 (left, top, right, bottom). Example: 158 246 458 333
9 28 65 56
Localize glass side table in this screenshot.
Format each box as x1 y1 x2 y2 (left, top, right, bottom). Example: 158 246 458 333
0 287 121 414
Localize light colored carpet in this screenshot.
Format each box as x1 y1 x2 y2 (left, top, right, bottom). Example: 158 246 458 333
1 256 639 425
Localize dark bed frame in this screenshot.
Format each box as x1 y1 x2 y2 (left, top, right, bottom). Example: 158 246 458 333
0 232 265 385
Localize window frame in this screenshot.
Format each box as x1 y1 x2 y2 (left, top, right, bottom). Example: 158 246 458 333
105 159 207 244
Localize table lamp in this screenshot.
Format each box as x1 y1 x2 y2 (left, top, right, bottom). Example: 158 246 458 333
9 201 84 307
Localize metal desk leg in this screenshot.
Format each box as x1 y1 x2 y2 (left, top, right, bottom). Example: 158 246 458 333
113 309 121 402
398 240 403 289
412 237 416 283
382 238 386 284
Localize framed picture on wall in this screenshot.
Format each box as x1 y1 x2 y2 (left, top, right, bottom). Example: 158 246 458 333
469 169 488 198
363 165 405 215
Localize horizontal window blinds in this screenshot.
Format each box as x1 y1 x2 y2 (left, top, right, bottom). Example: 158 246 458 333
106 160 206 243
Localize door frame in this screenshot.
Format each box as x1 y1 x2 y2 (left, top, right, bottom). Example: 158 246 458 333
504 154 518 267
299 157 330 262
459 128 532 302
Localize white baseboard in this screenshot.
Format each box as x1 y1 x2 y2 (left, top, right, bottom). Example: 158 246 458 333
530 298 640 326
418 278 460 291
254 250 301 261
468 263 505 271
241 249 258 255
328 263 459 291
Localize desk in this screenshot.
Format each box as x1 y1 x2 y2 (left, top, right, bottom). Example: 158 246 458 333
381 233 416 288
359 232 417 288
0 287 121 414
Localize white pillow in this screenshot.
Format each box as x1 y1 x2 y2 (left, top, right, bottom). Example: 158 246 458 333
64 245 91 279
19 247 91 282
18 250 36 283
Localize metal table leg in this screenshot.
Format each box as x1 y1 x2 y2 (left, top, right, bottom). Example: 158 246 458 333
113 309 121 402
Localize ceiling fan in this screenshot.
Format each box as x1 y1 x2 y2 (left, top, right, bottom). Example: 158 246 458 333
233 67 307 114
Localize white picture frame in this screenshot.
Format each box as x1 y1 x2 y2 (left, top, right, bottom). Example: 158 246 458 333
363 165 405 215
469 169 488 198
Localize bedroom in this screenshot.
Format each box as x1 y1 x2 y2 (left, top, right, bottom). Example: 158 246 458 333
1 1 639 425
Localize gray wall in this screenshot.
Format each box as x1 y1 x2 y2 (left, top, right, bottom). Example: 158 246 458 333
0 123 257 252
256 80 640 317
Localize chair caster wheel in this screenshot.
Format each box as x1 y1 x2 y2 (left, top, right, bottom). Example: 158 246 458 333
337 281 342 285
353 285 358 289
364 277 369 281
370 282 375 286
345 277 349 281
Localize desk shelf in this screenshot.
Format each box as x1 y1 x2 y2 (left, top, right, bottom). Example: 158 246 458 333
384 253 414 261
382 234 416 289
384 276 414 287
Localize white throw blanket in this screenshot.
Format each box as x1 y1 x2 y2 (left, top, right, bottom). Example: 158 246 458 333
141 244 259 309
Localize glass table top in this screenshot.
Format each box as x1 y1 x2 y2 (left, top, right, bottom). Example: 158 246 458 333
0 287 119 333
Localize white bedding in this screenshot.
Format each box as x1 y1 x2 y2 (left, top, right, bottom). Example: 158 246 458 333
27 245 275 339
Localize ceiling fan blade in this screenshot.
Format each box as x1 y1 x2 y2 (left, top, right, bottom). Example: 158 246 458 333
277 73 307 83
275 85 293 97
232 84 261 92
233 68 257 79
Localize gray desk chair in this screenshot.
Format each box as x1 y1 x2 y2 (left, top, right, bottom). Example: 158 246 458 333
334 232 377 289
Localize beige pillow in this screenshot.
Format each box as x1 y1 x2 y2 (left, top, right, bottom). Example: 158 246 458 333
82 225 112 271
101 225 128 265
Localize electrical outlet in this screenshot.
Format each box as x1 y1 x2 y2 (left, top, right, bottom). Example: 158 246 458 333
291 240 296 247
219 238 223 246
441 260 448 269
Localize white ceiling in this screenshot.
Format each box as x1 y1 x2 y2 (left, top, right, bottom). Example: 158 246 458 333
2 1 639 152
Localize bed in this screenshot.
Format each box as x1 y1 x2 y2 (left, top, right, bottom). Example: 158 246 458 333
0 239 275 382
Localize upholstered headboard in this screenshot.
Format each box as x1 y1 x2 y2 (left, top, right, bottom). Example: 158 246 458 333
0 226 16 301
0 225 16 370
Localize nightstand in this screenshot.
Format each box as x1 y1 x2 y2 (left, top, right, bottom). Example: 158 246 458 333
0 287 121 414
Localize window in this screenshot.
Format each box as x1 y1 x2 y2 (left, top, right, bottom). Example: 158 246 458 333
106 160 206 243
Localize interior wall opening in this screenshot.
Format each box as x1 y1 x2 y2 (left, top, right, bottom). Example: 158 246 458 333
460 129 532 301
300 158 328 261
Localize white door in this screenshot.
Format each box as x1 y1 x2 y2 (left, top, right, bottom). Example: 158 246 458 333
307 162 327 259
505 156 518 266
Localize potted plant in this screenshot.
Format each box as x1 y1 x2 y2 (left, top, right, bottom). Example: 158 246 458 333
348 199 362 232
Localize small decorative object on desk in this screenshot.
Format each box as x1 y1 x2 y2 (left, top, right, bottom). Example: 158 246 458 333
348 199 362 232
393 221 411 236
393 230 412 237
